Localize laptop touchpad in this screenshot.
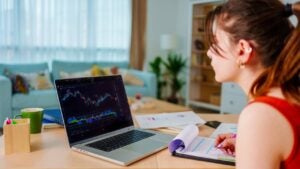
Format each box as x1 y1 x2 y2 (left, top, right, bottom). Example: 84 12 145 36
123 139 166 154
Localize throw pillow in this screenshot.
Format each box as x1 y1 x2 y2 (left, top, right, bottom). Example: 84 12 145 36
90 65 107 76
101 67 144 86
36 73 53 89
60 66 113 79
59 70 91 79
3 69 29 94
59 66 144 86
100 66 120 76
20 70 53 90
110 66 119 74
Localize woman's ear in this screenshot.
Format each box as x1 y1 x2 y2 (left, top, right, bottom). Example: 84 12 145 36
237 39 253 64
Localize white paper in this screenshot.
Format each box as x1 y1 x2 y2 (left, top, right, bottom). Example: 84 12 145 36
173 124 199 150
210 123 237 139
135 111 206 129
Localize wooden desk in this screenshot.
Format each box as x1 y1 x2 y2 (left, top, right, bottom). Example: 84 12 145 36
0 99 238 169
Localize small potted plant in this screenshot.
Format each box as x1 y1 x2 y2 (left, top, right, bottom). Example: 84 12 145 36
163 52 187 104
149 56 167 99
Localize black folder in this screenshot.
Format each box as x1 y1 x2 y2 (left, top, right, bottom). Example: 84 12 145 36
172 151 235 166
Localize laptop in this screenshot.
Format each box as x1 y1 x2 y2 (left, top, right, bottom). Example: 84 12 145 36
55 75 174 166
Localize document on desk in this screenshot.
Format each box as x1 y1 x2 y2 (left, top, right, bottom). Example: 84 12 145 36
210 123 237 138
135 111 206 129
168 124 235 166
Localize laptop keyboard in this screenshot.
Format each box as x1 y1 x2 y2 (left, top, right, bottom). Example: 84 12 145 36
86 130 155 152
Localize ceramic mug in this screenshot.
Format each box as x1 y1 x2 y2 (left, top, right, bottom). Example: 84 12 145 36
15 108 44 134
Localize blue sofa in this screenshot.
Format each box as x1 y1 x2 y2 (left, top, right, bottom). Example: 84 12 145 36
0 60 157 126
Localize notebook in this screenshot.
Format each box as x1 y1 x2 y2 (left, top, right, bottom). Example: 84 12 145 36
55 75 174 166
43 119 62 128
169 124 235 166
43 108 64 125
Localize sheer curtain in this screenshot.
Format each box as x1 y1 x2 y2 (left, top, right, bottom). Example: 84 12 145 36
0 0 131 64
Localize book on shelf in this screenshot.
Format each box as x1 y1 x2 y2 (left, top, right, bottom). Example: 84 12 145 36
168 124 236 166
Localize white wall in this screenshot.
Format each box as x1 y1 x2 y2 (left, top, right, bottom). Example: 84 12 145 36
145 0 189 99
145 0 189 71
175 0 190 62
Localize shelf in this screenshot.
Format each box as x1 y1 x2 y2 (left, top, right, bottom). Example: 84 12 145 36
199 81 221 87
192 32 205 36
189 77 220 87
192 49 206 53
187 1 223 112
191 65 213 70
192 50 207 54
188 100 220 111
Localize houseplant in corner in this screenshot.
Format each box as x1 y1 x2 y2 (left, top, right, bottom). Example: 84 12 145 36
149 56 167 99
163 52 187 104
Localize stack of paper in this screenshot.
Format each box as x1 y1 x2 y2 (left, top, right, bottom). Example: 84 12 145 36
135 111 206 132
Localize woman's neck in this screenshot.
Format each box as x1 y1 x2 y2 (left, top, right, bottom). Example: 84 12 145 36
235 66 264 99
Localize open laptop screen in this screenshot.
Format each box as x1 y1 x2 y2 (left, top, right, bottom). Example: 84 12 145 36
55 75 133 144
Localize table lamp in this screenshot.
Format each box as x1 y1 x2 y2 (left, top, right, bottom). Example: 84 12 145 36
160 34 177 52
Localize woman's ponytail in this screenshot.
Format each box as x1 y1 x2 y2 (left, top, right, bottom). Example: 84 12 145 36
250 2 300 103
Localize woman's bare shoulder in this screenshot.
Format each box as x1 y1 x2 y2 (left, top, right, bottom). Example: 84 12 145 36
238 101 293 161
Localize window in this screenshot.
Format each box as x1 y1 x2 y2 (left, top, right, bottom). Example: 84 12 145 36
0 0 131 63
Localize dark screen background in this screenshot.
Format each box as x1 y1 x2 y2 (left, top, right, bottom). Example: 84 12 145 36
55 76 133 144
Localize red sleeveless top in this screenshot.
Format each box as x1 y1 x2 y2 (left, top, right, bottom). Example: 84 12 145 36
252 96 300 169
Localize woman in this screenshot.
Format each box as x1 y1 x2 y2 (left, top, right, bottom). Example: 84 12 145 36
205 0 300 168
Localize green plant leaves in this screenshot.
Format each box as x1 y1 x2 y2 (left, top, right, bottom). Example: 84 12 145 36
163 52 187 78
149 53 187 101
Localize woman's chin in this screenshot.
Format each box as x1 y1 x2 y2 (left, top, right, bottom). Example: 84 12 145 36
214 76 225 83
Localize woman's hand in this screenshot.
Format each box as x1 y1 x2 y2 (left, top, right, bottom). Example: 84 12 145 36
215 133 236 156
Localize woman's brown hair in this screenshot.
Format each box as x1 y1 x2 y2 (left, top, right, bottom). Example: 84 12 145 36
205 0 300 103
252 26 300 103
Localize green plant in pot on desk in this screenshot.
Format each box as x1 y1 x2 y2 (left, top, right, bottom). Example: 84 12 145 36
163 52 187 104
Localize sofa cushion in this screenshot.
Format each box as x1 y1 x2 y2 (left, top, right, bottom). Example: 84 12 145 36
0 63 49 75
59 70 91 79
12 89 58 109
20 70 53 90
59 66 112 79
125 86 150 97
0 63 51 92
52 60 129 80
120 69 144 86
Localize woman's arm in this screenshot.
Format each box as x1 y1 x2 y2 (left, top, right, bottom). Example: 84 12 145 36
235 102 293 169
